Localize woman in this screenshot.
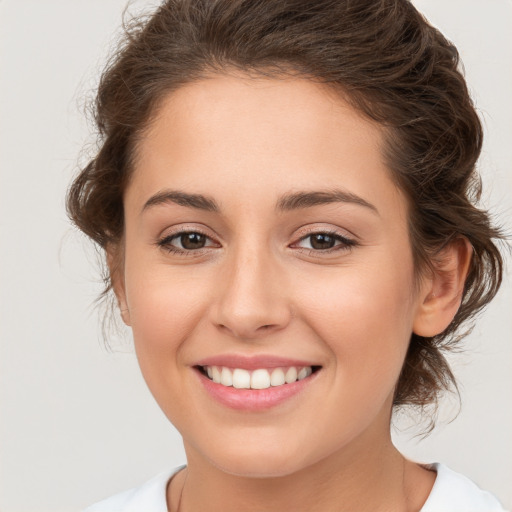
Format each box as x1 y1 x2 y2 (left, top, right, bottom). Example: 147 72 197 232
68 0 506 510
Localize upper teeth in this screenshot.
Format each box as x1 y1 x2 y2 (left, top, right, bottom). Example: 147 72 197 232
204 366 313 389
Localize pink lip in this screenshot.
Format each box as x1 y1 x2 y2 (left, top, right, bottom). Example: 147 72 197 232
194 354 319 370
193 358 321 411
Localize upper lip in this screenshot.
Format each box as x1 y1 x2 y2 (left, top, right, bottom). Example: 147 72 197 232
194 354 321 370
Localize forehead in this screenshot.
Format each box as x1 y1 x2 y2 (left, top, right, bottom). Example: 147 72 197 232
129 73 404 220
139 73 383 160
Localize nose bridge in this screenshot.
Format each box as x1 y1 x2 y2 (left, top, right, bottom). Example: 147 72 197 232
212 239 291 339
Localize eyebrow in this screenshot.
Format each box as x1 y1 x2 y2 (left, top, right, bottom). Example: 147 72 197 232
142 190 220 213
141 188 379 215
276 189 379 215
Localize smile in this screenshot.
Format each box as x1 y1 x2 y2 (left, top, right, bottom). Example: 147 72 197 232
194 360 322 411
200 365 316 389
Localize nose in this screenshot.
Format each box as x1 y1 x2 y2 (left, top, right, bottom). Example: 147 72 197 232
210 247 292 340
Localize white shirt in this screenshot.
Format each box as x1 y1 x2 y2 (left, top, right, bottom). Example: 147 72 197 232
83 463 506 512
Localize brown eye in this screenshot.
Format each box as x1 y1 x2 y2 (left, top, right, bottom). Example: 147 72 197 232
157 231 217 253
179 232 207 250
293 231 356 254
309 233 337 250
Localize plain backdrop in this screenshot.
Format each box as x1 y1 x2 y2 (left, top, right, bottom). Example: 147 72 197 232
0 1 511 511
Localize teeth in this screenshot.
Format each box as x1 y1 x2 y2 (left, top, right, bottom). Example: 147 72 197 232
232 368 251 389
212 366 221 384
220 367 233 386
203 365 314 389
298 367 312 380
285 366 298 383
251 369 271 389
270 368 285 386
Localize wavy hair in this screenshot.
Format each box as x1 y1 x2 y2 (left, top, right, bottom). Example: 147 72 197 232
67 0 504 419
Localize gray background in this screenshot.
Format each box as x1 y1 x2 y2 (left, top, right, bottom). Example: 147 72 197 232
1 1 511 510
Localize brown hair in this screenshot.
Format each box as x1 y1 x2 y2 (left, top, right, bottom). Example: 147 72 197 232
67 0 504 417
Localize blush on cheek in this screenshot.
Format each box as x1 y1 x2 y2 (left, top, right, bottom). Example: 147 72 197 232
305 270 414 379
127 280 190 347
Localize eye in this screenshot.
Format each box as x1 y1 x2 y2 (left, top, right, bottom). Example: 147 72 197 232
175 232 208 250
157 231 218 253
303 233 338 250
293 231 356 253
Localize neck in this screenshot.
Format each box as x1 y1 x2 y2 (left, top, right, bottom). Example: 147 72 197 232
170 426 435 512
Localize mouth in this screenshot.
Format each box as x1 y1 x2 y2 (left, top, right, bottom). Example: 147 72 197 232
195 364 321 390
193 360 322 411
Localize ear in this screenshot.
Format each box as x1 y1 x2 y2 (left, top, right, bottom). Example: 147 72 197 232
106 245 131 326
413 237 473 337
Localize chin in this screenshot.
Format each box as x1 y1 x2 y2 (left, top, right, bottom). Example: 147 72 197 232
212 455 306 479
194 437 318 479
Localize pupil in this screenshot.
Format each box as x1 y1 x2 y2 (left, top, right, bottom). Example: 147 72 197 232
311 234 335 250
181 233 206 250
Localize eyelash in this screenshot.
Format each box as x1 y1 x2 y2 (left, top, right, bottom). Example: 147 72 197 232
292 230 357 255
156 230 216 257
156 229 357 257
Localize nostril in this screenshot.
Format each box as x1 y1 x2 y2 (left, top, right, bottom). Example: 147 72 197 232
216 322 281 339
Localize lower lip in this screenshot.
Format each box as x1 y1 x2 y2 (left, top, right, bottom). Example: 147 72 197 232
195 368 320 411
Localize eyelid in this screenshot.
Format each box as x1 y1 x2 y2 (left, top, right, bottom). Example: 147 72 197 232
289 225 359 255
292 223 358 242
157 223 217 241
163 232 217 247
154 223 358 256
155 224 222 254
294 233 354 247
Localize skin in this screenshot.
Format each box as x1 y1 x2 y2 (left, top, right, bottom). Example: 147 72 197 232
111 73 471 511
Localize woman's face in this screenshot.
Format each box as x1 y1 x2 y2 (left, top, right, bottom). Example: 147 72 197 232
118 74 428 477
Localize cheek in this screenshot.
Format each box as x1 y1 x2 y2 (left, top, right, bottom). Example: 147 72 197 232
122 256 211 391
127 276 196 346
298 257 416 393
123 268 215 431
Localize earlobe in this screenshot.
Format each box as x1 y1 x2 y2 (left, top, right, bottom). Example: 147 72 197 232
413 237 473 337
106 245 131 326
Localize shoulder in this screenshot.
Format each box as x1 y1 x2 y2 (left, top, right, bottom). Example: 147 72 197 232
421 463 505 512
83 466 185 512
